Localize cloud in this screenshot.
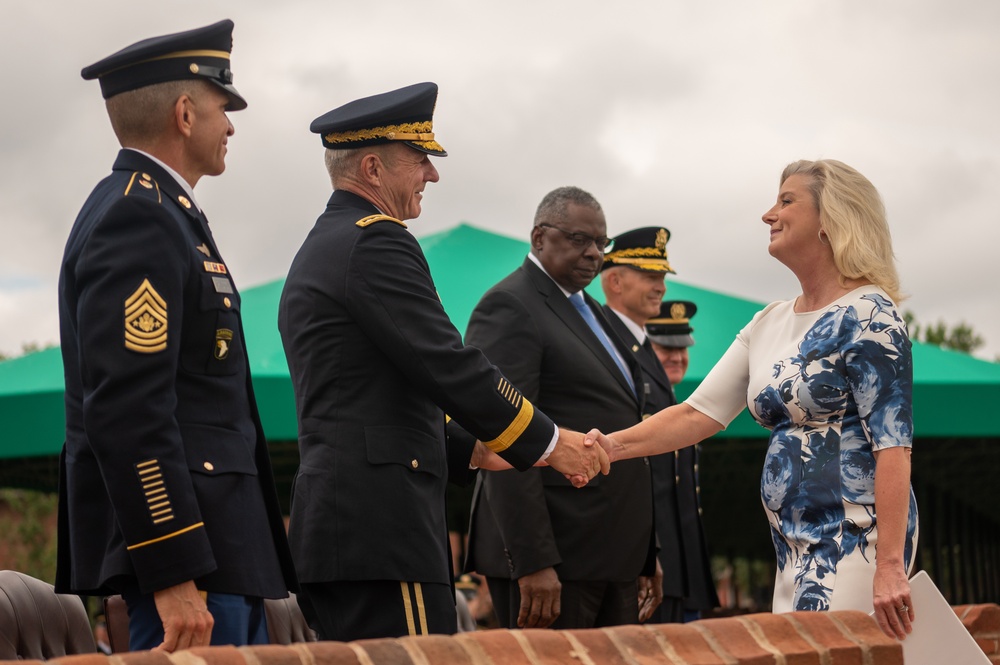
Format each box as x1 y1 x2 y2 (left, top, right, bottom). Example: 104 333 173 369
0 0 997 360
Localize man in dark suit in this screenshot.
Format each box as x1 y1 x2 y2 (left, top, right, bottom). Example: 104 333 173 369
57 20 296 652
646 301 720 622
278 84 607 642
464 187 656 630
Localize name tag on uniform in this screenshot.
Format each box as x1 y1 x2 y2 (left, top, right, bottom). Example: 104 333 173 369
203 261 227 274
212 276 234 294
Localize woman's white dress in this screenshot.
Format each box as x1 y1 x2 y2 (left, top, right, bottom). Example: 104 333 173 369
687 286 919 612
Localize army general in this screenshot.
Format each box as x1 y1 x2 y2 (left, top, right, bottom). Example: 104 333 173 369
278 83 608 641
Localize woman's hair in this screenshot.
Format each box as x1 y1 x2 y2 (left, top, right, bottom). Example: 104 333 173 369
781 159 904 303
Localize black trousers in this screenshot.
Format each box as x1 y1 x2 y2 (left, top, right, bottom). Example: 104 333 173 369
487 577 638 629
298 580 456 641
647 595 686 623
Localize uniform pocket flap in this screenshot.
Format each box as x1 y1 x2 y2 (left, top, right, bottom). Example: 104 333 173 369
364 425 445 478
181 423 258 476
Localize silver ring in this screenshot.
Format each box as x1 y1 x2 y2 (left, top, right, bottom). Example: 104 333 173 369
897 604 908 613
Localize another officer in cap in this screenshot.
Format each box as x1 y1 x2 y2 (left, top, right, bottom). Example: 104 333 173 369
57 20 296 651
645 300 720 622
597 226 674 621
278 83 608 641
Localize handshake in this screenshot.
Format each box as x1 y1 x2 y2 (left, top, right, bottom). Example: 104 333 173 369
547 428 623 487
473 428 624 487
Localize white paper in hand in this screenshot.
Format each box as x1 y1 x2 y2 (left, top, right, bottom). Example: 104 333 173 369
874 570 990 665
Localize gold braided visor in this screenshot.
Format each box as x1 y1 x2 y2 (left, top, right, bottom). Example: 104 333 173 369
324 120 434 145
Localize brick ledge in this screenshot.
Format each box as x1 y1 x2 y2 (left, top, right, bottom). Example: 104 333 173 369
13 605 1000 665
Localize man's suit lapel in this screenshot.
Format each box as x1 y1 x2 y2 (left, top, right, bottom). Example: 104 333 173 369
603 306 673 397
521 259 639 403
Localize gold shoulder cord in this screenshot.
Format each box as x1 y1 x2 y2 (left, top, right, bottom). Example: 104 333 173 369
356 214 407 229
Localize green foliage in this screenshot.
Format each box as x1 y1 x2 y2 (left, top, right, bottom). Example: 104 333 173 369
0 342 52 362
902 311 985 355
0 489 58 583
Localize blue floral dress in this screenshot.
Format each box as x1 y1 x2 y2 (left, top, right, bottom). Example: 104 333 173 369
687 287 919 612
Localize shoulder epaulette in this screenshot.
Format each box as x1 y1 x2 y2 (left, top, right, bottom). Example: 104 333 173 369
123 171 162 204
356 214 407 229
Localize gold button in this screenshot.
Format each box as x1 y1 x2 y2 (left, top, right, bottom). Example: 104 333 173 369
189 63 200 74
178 195 192 209
223 297 231 308
411 459 419 469
203 462 214 471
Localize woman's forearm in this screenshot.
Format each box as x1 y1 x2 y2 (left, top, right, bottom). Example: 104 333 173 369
604 402 723 461
873 446 912 566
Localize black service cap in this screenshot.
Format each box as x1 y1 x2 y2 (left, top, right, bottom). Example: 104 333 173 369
646 300 697 348
601 226 675 273
81 19 247 111
310 82 446 156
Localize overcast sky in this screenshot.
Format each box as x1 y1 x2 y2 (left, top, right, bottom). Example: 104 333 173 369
2 0 998 361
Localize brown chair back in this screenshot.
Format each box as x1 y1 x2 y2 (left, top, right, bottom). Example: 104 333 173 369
0 569 97 659
103 594 131 652
264 594 317 644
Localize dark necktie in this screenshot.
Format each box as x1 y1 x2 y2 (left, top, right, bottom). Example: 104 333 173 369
569 292 635 394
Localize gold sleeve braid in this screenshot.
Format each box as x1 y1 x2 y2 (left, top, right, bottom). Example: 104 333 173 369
481 397 535 453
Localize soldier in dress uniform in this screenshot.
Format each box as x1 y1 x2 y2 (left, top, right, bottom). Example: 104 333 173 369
57 20 296 652
646 300 720 621
600 229 717 622
277 82 607 642
598 227 673 621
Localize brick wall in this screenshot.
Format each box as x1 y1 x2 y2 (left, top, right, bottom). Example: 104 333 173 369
11 606 1000 665
955 604 1000 663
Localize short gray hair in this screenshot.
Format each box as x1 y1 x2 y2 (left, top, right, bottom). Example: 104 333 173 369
106 80 211 145
534 186 602 227
323 144 398 187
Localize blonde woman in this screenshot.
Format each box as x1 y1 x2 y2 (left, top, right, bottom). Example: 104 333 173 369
588 160 918 639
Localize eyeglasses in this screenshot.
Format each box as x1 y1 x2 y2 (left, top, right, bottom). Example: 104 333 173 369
536 224 613 251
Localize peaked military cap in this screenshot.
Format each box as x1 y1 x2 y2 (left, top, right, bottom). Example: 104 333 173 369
601 226 675 273
646 300 697 348
81 19 247 111
310 82 447 156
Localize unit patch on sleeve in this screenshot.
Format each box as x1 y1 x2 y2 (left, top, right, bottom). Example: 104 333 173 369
215 329 233 360
124 278 167 353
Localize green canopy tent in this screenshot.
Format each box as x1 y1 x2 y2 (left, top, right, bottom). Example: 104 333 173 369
2 222 1000 460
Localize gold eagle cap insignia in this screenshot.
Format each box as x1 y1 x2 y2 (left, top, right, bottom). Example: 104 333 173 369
655 228 668 254
670 301 687 320
124 278 167 353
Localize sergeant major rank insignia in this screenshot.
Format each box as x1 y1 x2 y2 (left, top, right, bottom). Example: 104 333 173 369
124 278 167 353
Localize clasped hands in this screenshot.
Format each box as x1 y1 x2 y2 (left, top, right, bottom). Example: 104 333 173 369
473 428 622 487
